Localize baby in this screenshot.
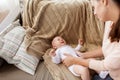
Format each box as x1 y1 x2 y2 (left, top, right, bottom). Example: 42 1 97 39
49 36 90 80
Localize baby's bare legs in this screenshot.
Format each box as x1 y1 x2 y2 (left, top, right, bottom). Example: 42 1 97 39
73 65 90 80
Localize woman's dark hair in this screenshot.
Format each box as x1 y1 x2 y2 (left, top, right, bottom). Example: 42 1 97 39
109 0 120 42
113 0 120 6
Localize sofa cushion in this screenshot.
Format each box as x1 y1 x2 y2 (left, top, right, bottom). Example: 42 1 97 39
0 62 54 80
0 20 21 66
0 20 24 64
0 34 4 67
0 20 39 75
14 41 39 75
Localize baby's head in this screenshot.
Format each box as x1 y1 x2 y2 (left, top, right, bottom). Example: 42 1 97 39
52 36 66 49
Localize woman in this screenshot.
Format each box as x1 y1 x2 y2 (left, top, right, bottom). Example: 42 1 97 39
63 0 120 80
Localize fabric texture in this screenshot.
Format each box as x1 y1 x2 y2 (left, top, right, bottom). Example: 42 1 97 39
23 0 104 58
0 20 21 63
0 20 39 75
22 0 104 80
0 37 4 67
0 62 54 80
14 41 39 75
0 20 20 67
0 20 24 64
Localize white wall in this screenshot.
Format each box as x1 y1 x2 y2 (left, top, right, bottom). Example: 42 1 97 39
0 0 19 12
0 0 20 32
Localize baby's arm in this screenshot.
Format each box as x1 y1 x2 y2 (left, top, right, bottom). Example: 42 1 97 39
75 39 84 57
49 49 56 57
75 44 82 51
75 39 83 51
49 49 61 64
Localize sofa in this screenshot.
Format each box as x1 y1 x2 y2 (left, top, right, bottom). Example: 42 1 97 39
0 0 104 80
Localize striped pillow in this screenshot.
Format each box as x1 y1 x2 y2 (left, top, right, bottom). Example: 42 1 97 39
0 20 22 63
14 41 39 75
0 39 4 67
0 27 25 63
0 20 39 75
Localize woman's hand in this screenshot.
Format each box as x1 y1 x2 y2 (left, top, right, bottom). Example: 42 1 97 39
62 53 76 67
63 53 90 67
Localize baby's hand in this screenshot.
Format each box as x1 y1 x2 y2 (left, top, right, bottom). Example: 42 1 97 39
78 39 84 45
49 49 56 57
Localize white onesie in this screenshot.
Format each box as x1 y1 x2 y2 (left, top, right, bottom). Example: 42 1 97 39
51 45 83 76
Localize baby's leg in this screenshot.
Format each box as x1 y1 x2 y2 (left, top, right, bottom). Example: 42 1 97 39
73 65 90 80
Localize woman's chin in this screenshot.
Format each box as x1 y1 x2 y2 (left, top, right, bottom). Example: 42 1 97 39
99 18 107 22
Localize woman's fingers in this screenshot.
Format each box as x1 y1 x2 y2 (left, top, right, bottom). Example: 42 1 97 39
63 53 74 67
62 59 71 67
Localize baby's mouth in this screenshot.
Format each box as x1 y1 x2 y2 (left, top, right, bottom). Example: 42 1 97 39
61 41 64 43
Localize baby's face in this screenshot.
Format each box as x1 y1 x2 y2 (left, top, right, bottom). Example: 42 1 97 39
52 36 66 49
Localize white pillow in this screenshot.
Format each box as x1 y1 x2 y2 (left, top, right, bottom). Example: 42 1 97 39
0 37 4 66
0 20 39 75
0 26 25 63
0 20 21 63
0 38 4 49
14 41 39 75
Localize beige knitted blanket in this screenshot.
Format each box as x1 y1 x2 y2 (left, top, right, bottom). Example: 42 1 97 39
23 0 104 79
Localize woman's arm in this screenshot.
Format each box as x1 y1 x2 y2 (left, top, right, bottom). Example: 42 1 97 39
63 50 120 72
63 48 103 67
63 54 90 67
82 47 103 59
